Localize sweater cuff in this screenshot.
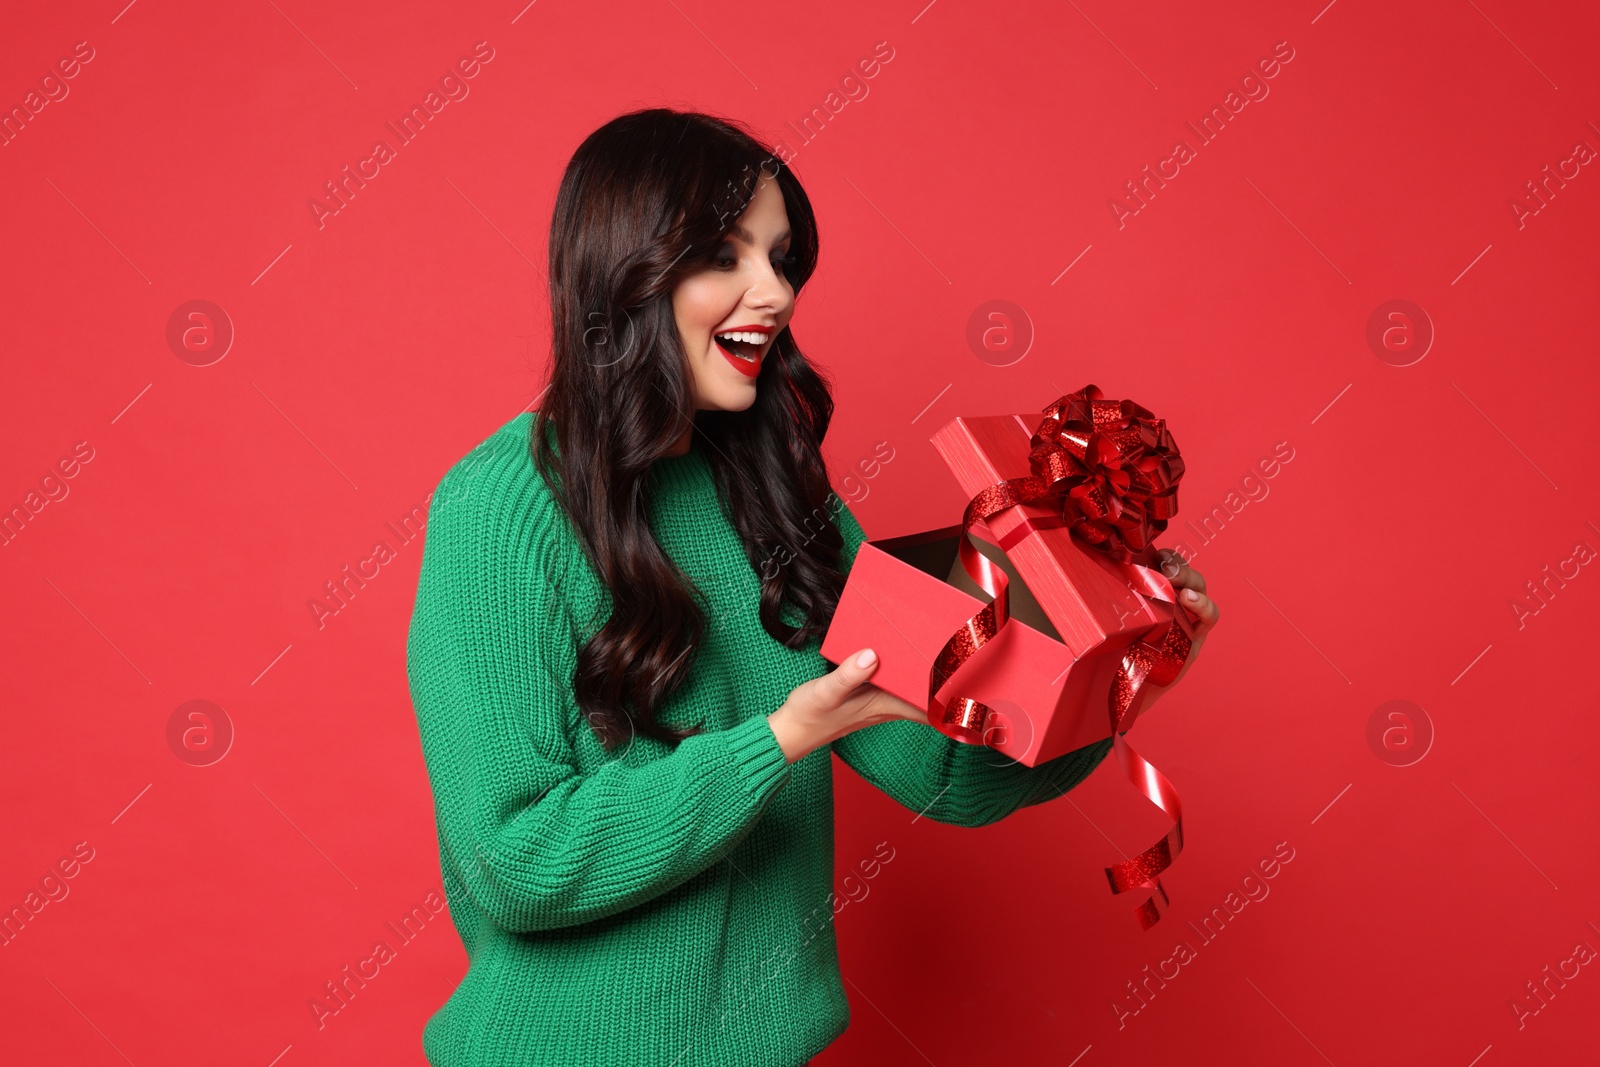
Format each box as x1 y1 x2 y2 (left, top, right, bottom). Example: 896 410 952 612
722 714 792 798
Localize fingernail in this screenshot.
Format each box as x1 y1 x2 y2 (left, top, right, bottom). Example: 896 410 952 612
855 649 877 668
1184 589 1200 601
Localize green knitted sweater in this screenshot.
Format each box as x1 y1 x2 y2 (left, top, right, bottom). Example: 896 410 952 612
405 411 1114 1067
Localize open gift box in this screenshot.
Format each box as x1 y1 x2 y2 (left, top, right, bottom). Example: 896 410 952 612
820 409 1184 768
822 386 1194 929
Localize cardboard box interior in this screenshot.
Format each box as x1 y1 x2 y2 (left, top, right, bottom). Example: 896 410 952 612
871 525 1064 645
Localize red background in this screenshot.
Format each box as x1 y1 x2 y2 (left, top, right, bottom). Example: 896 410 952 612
4 1 1598 1064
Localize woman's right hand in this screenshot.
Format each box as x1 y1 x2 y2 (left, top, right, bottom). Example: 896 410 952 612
767 649 932 764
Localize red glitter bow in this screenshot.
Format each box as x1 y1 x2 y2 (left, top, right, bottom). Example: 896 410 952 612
926 384 1195 930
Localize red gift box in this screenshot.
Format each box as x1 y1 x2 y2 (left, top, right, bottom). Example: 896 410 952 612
820 411 1181 768
820 386 1195 929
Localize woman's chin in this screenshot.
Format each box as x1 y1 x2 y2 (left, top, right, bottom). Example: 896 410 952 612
707 388 759 412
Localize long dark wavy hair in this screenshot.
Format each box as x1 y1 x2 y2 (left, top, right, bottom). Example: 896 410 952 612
530 107 846 752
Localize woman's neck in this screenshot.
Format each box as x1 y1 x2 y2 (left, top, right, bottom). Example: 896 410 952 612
664 422 694 456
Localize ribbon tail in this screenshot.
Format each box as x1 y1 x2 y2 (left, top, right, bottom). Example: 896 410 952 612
1104 730 1185 930
1132 878 1171 931
1103 627 1188 930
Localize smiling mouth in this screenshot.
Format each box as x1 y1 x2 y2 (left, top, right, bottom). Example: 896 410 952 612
713 328 773 380
714 333 765 363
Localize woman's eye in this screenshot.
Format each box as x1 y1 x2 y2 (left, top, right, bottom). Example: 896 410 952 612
711 248 796 273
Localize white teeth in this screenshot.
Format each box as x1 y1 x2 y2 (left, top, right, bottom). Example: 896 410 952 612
715 330 768 345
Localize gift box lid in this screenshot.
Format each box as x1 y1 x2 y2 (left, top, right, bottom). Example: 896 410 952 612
930 412 1173 655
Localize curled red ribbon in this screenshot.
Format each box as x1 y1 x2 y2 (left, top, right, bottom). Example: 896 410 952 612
926 384 1195 930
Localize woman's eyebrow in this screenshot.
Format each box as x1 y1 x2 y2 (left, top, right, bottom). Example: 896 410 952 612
728 224 792 246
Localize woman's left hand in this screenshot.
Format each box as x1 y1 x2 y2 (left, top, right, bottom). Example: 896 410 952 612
1139 548 1220 710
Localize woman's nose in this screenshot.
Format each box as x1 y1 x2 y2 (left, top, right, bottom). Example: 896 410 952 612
747 263 787 307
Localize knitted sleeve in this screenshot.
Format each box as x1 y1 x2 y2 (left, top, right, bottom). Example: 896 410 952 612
407 450 793 933
826 497 1114 829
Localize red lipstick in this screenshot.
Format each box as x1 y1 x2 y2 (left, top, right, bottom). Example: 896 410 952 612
713 324 775 379
718 343 761 377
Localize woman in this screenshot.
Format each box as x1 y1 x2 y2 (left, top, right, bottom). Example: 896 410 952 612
406 107 1219 1067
